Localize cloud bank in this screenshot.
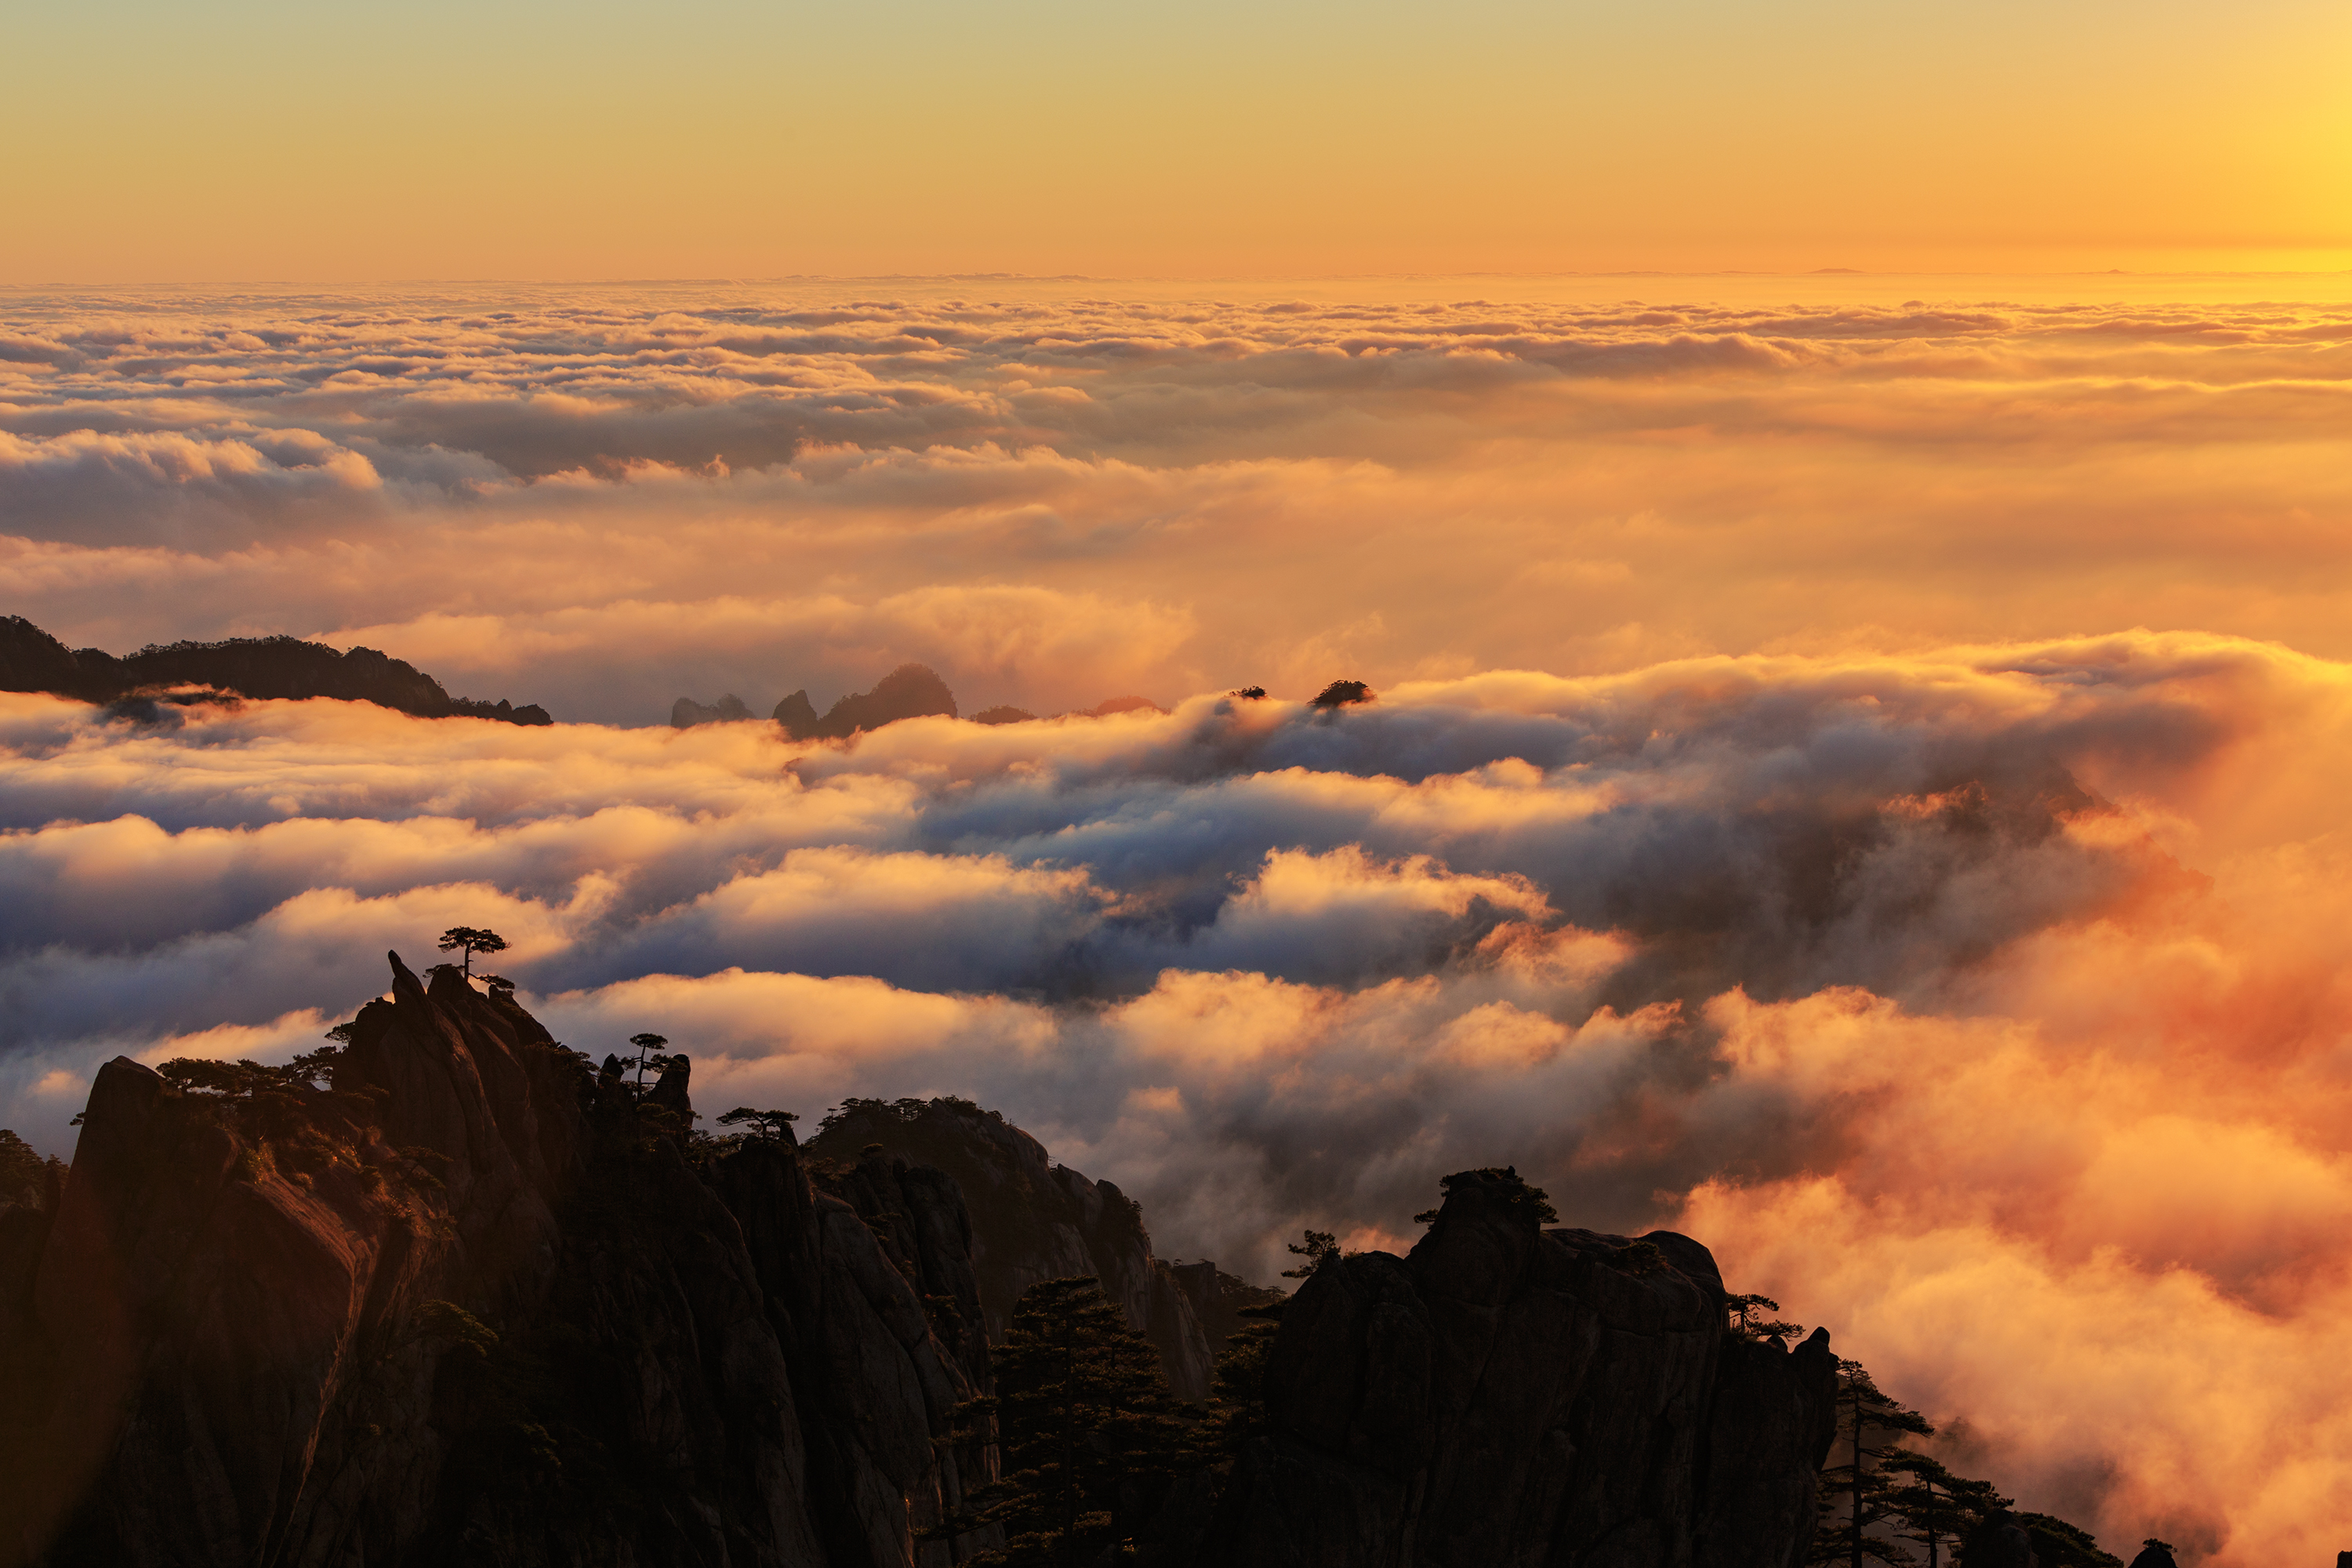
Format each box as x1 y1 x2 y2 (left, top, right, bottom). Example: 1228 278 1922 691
1 632 2348 1560
7 283 2352 720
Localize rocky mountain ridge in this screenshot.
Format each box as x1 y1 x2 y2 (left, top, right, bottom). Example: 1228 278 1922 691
804 1098 1256 1405
0 958 1841 1567
672 665 1170 739
1188 1188 1837 1566
0 615 551 724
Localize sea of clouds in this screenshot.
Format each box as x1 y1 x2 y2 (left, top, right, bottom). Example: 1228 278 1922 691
7 281 2352 717
5 282 2352 1563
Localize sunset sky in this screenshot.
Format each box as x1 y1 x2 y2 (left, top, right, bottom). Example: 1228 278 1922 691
9 0 2352 280
8 2 2352 1563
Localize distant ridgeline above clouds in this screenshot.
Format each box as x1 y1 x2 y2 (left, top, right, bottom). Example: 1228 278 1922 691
673 662 1171 739
0 616 550 725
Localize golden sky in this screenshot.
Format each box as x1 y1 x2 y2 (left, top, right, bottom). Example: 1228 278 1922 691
8 0 2352 280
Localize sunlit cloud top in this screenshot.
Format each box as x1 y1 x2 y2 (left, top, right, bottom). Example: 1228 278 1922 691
7 284 2352 724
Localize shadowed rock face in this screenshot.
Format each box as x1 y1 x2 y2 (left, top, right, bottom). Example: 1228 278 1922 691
772 689 822 735
0 615 551 724
1180 1169 1839 1568
0 955 993 1568
1167 1258 1286 1362
806 1098 1217 1404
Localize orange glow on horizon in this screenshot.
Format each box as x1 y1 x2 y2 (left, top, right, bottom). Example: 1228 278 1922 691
7 0 2352 281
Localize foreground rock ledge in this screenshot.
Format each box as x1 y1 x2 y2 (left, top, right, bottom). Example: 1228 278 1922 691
1185 1172 1838 1568
0 956 1835 1567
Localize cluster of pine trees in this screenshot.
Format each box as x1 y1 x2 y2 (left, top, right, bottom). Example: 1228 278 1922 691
1801 1348 2149 1568
922 1233 1304 1566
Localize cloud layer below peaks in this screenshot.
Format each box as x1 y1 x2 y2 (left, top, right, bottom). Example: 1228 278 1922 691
4 632 2350 1559
8 284 2352 721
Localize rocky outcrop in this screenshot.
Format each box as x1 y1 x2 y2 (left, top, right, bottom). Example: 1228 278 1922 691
772 691 822 734
0 976 1846 1568
673 694 757 728
1167 1259 1286 1359
806 1098 1216 1402
778 665 957 742
1179 1168 1838 1568
0 615 550 724
0 954 989 1568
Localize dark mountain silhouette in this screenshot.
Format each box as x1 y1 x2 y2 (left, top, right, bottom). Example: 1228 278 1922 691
671 694 755 728
1311 679 1374 708
1182 1178 1840 1568
771 689 821 734
777 663 958 741
1083 695 1163 717
0 961 1851 1567
967 696 1167 727
808 1098 1218 1403
1166 1258 1286 1360
0 616 550 724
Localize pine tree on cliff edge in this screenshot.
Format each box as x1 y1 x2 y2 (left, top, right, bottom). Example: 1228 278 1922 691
1807 1358 1933 1568
1883 1450 2009 1567
437 925 507 978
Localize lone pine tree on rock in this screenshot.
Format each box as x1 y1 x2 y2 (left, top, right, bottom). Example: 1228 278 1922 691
1727 1291 1806 1345
626 1032 670 1087
1883 1450 2010 1567
437 926 507 978
1279 1229 1338 1279
716 1107 798 1140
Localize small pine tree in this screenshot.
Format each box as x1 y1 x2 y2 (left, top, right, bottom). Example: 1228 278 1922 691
0 1129 53 1207
1807 1359 1934 1568
927 1276 1190 1566
716 1107 798 1139
1882 1450 2009 1568
2016 1511 2125 1568
437 926 509 978
1727 1291 1806 1345
1200 1303 1283 1457
1411 1165 1561 1228
1280 1229 1339 1279
626 1033 671 1088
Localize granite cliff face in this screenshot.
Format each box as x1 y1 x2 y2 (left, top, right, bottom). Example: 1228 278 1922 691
0 955 987 1567
805 1099 1218 1403
0 970 1838 1568
1177 1170 1839 1568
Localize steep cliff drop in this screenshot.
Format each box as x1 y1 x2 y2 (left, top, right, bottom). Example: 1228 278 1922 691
0 964 1837 1568
804 1098 1220 1403
0 953 990 1568
1180 1168 1839 1568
